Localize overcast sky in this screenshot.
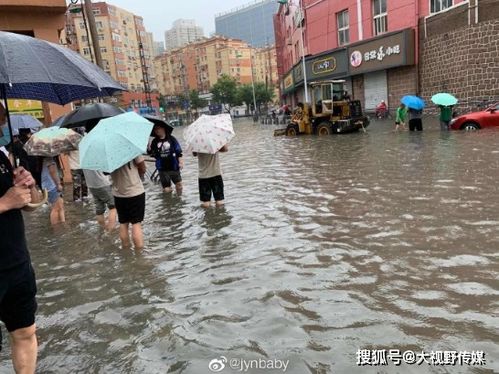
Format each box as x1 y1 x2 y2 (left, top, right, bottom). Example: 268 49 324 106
89 0 257 44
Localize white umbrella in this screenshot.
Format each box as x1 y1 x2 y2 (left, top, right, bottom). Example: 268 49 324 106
184 114 235 154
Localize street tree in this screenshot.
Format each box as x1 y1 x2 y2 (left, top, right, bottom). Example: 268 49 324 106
189 89 207 116
237 82 275 114
254 82 275 113
211 74 240 113
236 84 254 114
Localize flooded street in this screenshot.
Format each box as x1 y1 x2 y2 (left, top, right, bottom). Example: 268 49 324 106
1 118 498 373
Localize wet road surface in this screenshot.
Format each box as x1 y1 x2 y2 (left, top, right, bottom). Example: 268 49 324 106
1 118 498 373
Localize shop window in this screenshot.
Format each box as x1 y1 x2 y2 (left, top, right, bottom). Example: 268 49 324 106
430 0 453 13
337 10 350 46
373 0 387 36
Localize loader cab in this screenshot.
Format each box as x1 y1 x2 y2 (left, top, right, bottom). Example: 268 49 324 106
311 80 347 117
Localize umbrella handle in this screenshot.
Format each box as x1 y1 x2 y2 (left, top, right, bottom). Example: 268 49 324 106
24 189 48 211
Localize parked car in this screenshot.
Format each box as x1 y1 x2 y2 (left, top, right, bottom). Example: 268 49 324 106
449 102 499 130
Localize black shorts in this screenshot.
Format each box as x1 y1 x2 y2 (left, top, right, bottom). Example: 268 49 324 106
199 175 224 202
114 193 145 224
158 170 182 189
409 118 423 131
0 261 37 332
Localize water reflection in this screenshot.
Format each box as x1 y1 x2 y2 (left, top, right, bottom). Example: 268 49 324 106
0 119 498 373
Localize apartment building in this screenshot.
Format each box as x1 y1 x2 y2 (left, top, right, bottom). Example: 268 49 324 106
253 45 279 89
154 36 259 97
66 1 158 110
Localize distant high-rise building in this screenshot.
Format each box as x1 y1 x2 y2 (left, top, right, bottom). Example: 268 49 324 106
153 41 165 56
164 19 204 50
215 0 278 47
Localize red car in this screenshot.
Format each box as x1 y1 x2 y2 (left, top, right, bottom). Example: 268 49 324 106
449 102 499 130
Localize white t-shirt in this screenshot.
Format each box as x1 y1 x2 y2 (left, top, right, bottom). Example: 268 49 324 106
67 150 80 170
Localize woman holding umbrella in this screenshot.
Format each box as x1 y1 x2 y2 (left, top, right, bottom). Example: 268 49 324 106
147 116 184 195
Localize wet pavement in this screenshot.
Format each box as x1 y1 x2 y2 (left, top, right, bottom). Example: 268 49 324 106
1 118 498 373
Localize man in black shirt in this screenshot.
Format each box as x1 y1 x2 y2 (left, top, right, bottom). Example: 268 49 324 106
0 103 41 373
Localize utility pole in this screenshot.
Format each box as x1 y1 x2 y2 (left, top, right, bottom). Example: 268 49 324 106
136 26 152 112
83 0 104 70
267 43 273 90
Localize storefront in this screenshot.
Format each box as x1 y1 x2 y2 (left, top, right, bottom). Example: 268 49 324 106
305 48 351 101
347 28 415 111
282 70 295 106
292 62 304 103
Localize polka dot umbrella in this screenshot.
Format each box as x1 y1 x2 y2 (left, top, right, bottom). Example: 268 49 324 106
184 114 235 154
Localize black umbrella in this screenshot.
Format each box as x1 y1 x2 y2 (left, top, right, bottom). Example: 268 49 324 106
59 103 125 131
144 115 174 136
0 31 125 165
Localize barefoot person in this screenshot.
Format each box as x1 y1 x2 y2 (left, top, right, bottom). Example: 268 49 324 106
111 157 146 249
41 157 65 225
395 103 407 131
0 102 42 374
194 144 228 208
83 169 116 231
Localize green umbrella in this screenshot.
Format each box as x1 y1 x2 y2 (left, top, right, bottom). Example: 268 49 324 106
79 112 153 173
431 93 458 106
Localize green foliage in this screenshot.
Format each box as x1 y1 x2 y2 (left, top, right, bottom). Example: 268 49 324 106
236 82 275 112
236 84 254 112
210 74 240 112
189 89 207 111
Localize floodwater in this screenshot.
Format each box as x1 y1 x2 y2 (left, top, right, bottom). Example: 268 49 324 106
1 118 498 374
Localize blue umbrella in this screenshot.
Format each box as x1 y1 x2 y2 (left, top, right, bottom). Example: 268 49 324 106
0 31 125 166
9 114 42 135
79 112 153 173
51 114 67 128
401 95 425 110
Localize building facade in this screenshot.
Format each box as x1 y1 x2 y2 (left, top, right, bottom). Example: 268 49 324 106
0 0 69 124
215 0 279 47
66 1 158 111
274 0 495 113
419 0 498 111
164 19 204 51
154 36 261 97
253 45 279 94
